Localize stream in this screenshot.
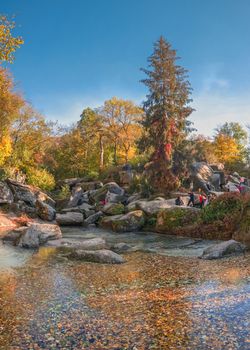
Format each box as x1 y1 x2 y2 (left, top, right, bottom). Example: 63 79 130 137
0 227 249 349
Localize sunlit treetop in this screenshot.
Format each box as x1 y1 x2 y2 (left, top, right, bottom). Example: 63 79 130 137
0 15 24 63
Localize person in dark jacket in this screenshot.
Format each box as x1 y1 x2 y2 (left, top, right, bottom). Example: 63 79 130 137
175 196 184 206
187 192 195 207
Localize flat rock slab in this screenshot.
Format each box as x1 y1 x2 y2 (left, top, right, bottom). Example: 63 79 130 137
200 239 245 260
70 249 125 264
56 212 84 226
47 237 106 251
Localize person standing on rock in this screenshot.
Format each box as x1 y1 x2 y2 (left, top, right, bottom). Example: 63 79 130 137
187 192 195 207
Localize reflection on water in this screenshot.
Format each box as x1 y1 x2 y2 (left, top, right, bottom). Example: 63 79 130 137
0 247 249 349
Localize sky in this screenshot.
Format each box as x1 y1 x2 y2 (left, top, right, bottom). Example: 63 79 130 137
1 0 250 136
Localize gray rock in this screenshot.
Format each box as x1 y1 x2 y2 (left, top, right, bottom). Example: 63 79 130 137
89 182 124 204
19 227 39 248
6 178 55 208
70 238 106 250
67 185 84 208
2 227 27 244
200 240 245 260
84 211 103 225
0 181 13 204
112 242 132 253
105 191 126 204
56 212 84 226
100 210 145 232
36 200 56 221
190 162 225 193
61 203 95 218
18 223 62 248
70 249 125 264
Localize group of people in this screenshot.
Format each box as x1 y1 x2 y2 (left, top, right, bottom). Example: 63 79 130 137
175 190 215 209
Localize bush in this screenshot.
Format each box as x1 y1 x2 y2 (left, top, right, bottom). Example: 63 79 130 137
201 193 243 224
26 168 55 191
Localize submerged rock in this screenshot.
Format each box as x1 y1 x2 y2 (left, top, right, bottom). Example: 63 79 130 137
100 210 145 232
112 242 132 253
70 249 125 264
200 240 245 260
56 212 84 226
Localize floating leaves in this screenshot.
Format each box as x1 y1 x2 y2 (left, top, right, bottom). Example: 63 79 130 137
0 250 249 349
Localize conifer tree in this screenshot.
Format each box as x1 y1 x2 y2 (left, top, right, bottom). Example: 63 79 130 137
140 36 193 192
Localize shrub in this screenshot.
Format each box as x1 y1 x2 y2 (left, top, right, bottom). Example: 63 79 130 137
26 168 55 191
201 192 243 224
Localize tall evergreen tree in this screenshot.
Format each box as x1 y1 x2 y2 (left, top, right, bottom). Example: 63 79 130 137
140 36 193 191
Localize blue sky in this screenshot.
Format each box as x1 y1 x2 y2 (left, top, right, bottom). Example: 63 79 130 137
1 0 250 135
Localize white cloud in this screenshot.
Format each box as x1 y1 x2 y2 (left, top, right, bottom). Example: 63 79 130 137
192 91 250 137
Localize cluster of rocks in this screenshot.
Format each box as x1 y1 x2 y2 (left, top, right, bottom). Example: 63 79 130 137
190 162 250 194
55 179 199 234
0 178 56 221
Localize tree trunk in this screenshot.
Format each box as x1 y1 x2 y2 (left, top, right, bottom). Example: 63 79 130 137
114 141 117 165
99 135 104 170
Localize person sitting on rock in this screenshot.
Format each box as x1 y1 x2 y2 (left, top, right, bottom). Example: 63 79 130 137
175 196 184 206
187 192 195 207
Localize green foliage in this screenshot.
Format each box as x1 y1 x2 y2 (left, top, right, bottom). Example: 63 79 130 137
201 193 243 224
129 174 153 198
55 184 71 200
26 168 55 191
158 208 200 231
139 36 193 192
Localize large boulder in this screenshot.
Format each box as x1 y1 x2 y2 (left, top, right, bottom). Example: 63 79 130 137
70 249 125 264
102 202 125 215
56 212 84 226
6 179 55 208
200 240 245 260
100 210 145 232
190 162 225 193
0 181 13 204
36 200 56 221
67 185 84 208
137 199 188 216
156 207 200 234
89 182 124 204
18 223 62 248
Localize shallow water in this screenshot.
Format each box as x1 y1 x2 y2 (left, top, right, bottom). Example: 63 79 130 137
0 228 249 349
61 226 220 257
0 240 33 270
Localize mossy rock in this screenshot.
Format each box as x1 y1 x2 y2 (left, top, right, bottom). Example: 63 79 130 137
102 203 125 215
100 210 145 232
156 207 200 234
